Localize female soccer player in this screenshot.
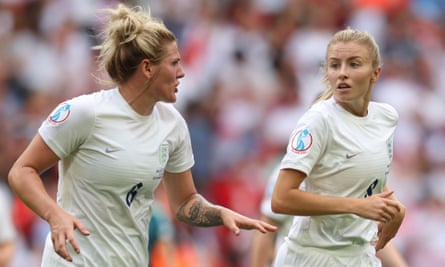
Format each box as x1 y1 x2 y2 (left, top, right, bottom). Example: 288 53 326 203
271 28 405 267
8 4 276 267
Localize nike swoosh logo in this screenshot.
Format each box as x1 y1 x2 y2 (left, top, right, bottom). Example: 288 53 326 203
105 148 120 153
346 152 360 159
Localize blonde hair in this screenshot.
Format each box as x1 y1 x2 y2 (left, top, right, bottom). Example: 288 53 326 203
314 28 382 103
95 4 176 85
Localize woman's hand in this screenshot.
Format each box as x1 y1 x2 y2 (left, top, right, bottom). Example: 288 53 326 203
355 191 401 223
375 201 405 251
163 171 277 235
47 207 90 262
220 207 278 236
174 192 277 235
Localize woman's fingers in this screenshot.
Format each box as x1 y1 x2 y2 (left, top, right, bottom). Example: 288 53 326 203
52 233 73 262
50 214 90 262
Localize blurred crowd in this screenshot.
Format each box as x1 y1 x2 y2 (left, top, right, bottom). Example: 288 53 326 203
0 0 444 266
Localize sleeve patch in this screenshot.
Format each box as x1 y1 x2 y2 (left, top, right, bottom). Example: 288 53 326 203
290 129 313 153
48 103 71 125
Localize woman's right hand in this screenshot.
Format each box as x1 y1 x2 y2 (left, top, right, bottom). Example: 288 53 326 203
355 191 401 223
47 208 90 262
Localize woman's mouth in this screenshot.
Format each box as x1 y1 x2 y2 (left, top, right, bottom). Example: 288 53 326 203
337 83 351 90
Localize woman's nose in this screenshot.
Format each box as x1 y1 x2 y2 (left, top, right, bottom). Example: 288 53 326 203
339 64 348 79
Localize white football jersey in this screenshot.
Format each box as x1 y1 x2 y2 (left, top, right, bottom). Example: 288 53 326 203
39 88 194 266
280 97 398 252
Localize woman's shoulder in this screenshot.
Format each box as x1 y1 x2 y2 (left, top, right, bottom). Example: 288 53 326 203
155 102 184 119
306 99 335 120
65 89 109 105
47 89 112 125
370 101 399 123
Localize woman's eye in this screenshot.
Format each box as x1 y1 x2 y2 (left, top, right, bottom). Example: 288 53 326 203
350 62 359 67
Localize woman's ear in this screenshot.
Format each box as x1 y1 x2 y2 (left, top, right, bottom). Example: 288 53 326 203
141 59 152 78
371 67 381 83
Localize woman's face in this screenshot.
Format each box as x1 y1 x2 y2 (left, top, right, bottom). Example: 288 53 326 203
326 41 380 113
150 41 185 103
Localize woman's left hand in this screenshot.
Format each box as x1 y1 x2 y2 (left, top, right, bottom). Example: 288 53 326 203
375 202 405 251
220 207 278 236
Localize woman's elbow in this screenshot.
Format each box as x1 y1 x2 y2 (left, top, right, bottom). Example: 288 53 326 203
271 195 286 214
7 165 19 190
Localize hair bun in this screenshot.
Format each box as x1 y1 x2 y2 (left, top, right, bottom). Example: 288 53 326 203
109 4 143 45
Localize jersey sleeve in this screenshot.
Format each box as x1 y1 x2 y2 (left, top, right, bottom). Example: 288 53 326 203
280 109 329 176
379 102 399 127
38 95 95 159
165 115 195 173
378 102 399 175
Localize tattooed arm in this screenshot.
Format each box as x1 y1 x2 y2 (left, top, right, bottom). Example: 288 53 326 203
176 193 224 226
163 170 277 234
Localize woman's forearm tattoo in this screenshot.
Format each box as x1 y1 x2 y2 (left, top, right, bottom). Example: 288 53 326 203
176 194 224 226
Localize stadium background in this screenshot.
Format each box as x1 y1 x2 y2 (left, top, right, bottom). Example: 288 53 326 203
0 0 444 266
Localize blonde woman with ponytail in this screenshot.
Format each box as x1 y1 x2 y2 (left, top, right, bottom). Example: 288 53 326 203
8 4 276 266
271 28 405 267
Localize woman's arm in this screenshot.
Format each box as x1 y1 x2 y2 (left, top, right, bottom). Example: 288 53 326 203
0 240 14 267
377 241 408 267
8 135 60 223
8 134 89 262
162 170 277 235
271 169 401 223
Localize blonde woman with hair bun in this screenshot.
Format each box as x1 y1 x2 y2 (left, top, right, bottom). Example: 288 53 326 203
8 3 276 267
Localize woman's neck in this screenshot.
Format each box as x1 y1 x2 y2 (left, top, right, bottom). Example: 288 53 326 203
118 81 155 116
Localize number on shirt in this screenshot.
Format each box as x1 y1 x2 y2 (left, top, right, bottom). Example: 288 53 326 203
364 179 378 198
126 182 143 207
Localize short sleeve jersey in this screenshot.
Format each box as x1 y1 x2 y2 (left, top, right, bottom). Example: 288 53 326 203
39 88 194 267
280 97 398 250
